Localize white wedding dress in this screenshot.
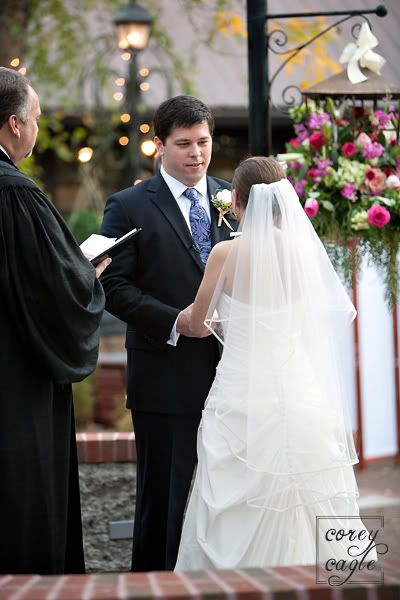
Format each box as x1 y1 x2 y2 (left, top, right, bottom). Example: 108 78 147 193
176 292 375 570
176 181 377 571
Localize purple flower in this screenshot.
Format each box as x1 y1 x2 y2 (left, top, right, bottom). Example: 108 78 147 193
294 178 307 197
340 183 357 201
287 161 303 172
317 159 332 170
294 123 308 142
308 112 330 129
363 142 385 159
373 109 393 128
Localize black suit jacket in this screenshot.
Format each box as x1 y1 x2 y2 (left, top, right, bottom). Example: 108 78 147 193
100 172 236 415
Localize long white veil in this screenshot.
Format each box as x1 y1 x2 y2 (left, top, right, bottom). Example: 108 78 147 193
205 179 358 512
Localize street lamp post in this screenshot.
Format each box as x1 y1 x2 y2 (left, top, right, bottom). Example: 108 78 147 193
113 0 153 181
245 2 388 156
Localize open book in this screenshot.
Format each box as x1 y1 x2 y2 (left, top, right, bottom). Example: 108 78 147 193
80 227 141 266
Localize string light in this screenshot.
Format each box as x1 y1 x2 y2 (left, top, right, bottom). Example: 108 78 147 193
113 92 123 101
140 82 150 92
134 179 142 185
78 147 93 163
18 67 27 75
139 124 150 134
119 136 129 146
115 77 125 86
139 67 149 77
141 140 156 157
121 52 131 61
10 58 20 67
120 113 131 123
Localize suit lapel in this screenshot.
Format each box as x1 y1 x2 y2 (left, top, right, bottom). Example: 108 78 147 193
149 174 204 272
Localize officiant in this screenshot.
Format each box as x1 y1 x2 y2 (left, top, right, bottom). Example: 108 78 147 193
0 67 110 575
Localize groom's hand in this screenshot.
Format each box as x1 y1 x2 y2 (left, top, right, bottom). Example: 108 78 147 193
176 305 211 338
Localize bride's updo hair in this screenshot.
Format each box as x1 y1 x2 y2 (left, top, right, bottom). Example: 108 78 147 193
232 156 285 208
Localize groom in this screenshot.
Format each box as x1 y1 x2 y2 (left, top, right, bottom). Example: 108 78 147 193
100 95 235 571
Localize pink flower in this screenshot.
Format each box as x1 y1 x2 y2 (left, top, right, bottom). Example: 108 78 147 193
304 198 319 218
309 131 325 149
341 183 357 201
341 142 357 157
386 174 400 190
365 167 387 194
363 142 385 159
355 132 372 149
367 205 391 228
289 137 301 148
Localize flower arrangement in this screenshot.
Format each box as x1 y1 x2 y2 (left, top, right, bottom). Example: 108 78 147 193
280 96 400 303
211 189 234 229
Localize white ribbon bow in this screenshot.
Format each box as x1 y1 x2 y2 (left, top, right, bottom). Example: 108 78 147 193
339 22 386 84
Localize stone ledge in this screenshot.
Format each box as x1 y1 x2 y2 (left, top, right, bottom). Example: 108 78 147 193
0 562 399 599
76 432 136 464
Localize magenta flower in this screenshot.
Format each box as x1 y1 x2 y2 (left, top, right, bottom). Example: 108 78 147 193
363 142 385 159
289 137 301 148
340 183 357 201
304 198 319 218
367 205 391 228
341 142 357 158
309 131 325 149
294 178 307 196
307 168 324 182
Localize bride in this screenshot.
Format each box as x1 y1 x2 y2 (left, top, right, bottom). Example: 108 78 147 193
175 156 377 570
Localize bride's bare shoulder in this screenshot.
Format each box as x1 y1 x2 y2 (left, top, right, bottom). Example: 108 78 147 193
209 239 236 262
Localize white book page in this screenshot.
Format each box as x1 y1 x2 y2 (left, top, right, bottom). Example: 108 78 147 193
80 234 117 257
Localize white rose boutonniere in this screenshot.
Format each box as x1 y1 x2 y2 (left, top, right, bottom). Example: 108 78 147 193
211 189 234 229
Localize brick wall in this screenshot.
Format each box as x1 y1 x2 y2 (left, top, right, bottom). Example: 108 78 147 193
1 562 399 599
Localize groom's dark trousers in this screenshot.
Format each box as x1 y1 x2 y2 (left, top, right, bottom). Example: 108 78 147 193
100 173 234 571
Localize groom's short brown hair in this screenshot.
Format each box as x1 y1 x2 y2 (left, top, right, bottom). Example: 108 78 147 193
153 95 215 142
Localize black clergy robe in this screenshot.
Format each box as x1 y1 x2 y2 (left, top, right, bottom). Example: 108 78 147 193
0 149 105 574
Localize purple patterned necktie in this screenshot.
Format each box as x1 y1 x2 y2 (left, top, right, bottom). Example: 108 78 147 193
183 187 211 264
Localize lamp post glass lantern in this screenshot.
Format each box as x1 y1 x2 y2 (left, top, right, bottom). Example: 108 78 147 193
114 1 153 51
113 1 153 180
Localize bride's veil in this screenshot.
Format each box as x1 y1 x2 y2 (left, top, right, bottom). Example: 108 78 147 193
205 179 359 511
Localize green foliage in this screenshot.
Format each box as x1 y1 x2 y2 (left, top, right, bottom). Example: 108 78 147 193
67 209 103 244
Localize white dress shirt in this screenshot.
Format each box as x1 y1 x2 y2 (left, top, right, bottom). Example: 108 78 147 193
160 165 210 227
159 165 210 346
0 144 11 160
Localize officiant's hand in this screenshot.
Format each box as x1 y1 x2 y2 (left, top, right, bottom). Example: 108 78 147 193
94 257 112 278
177 304 211 338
